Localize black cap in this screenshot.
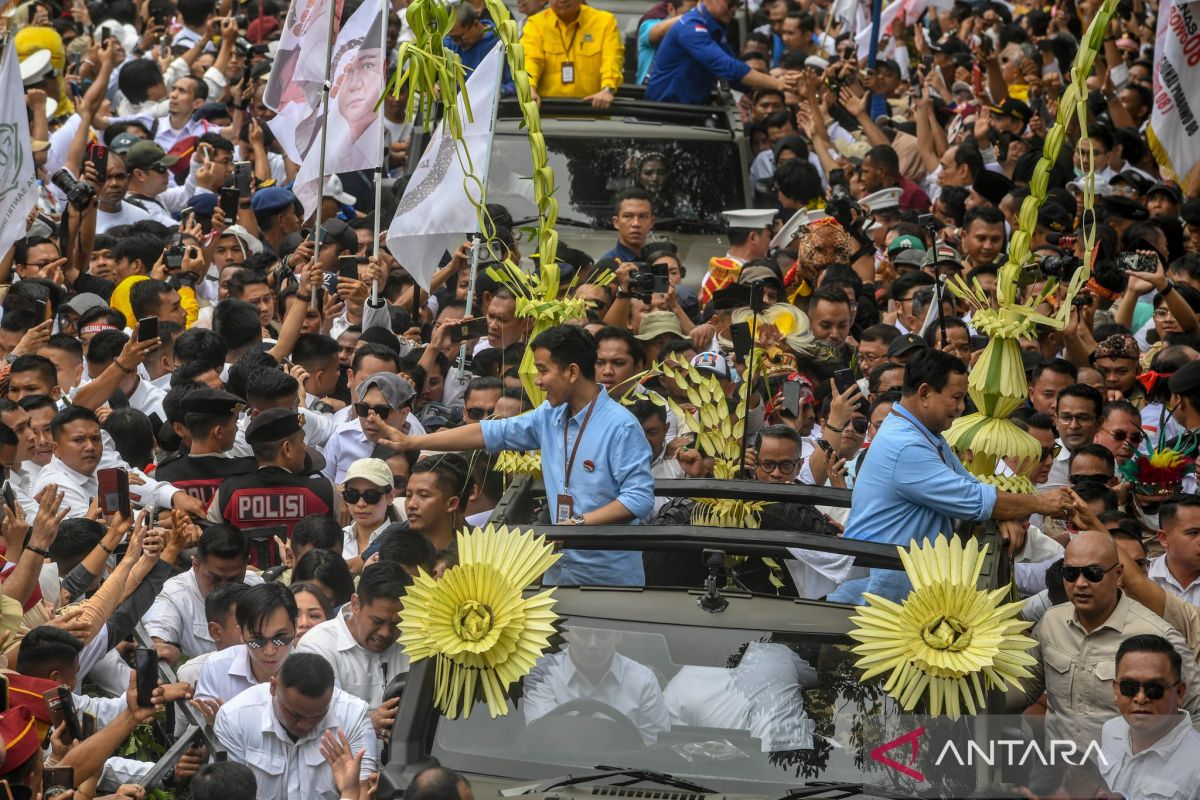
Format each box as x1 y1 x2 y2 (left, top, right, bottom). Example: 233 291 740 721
320 218 358 254
245 407 305 445
1037 202 1072 234
1102 195 1150 222
181 388 246 419
973 170 1015 206
989 98 1032 124
1169 361 1200 396
1181 198 1200 226
1111 169 1154 196
887 333 928 358
1021 349 1045 376
1148 182 1184 205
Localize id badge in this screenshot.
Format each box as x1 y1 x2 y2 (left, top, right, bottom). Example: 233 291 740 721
561 61 575 85
556 494 575 523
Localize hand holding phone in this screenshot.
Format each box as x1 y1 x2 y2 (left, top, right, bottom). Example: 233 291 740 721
134 647 158 708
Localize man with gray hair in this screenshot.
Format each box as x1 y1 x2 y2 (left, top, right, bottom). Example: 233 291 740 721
445 3 514 95
323 372 424 484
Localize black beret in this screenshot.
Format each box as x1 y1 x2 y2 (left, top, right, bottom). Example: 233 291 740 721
1038 202 1072 234
245 407 305 445
1170 361 1200 396
973 170 1015 207
1102 195 1150 222
181 388 246 419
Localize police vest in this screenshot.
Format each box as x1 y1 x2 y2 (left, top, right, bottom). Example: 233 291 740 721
214 466 337 567
155 452 258 508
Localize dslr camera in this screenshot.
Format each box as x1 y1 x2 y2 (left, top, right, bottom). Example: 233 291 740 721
51 168 96 211
628 262 669 303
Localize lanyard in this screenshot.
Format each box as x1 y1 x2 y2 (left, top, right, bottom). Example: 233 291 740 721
563 396 598 490
558 18 579 57
889 408 947 465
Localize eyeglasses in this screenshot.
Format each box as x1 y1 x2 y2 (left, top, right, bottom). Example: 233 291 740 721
1154 308 1174 319
1117 679 1180 700
1041 444 1062 461
1061 562 1118 583
245 634 295 649
465 406 495 420
1102 427 1144 445
1055 412 1097 425
354 402 394 419
759 459 799 474
344 487 387 504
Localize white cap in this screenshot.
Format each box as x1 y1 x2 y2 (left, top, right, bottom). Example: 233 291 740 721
804 55 830 71
769 209 828 250
859 187 902 214
343 457 393 488
721 208 776 231
323 175 356 206
19 50 53 86
220 224 264 256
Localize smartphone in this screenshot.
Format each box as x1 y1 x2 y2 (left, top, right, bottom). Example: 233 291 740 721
97 467 131 519
81 712 95 739
179 207 194 229
134 647 157 708
818 439 835 457
219 186 240 221
56 687 83 742
782 380 802 418
137 316 159 343
42 766 73 792
449 316 489 343
86 142 107 183
730 321 754 361
337 254 361 282
833 368 857 394
234 160 252 197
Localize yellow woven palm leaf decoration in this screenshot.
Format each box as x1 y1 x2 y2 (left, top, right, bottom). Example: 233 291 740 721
848 535 1037 719
397 524 560 719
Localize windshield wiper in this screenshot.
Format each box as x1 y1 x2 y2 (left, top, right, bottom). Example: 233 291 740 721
506 766 714 795
773 784 865 799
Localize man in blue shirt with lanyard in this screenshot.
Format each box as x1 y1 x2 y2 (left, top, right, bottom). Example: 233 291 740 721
646 0 797 105
828 349 1079 604
379 325 655 587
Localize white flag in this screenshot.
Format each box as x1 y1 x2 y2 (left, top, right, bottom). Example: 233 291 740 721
292 0 385 220
264 0 343 163
855 0 928 60
386 45 503 292
1148 0 1200 183
0 40 36 262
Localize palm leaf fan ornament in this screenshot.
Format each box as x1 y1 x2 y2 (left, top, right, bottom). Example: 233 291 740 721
397 524 561 719
848 535 1038 719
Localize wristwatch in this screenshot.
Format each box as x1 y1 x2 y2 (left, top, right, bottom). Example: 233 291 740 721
570 513 586 525
1161 279 1176 296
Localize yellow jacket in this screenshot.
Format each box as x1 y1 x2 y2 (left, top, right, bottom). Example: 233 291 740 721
521 5 624 99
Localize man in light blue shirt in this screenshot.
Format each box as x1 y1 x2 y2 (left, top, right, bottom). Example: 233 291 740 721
829 349 1077 604
379 325 654 587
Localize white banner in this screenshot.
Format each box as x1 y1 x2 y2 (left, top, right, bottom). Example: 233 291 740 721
0 40 36 262
264 0 345 163
386 45 503 292
1148 0 1200 182
293 0 385 220
855 0 928 60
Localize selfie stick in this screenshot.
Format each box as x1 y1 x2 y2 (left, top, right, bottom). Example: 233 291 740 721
456 238 482 382
309 0 338 313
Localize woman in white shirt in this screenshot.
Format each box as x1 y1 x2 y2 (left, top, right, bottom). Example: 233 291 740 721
340 458 401 573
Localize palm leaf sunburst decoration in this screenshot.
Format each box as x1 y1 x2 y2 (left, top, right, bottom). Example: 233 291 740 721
847 535 1037 719
397 524 560 719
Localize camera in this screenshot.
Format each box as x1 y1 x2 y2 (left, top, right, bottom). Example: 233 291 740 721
165 236 185 270
1118 252 1157 272
826 184 863 231
51 168 95 211
1040 254 1083 281
629 262 669 302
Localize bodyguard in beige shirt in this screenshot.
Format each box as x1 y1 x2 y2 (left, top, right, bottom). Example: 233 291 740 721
1011 531 1200 747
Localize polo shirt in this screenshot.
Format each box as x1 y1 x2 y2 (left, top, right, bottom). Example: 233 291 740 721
1100 711 1200 800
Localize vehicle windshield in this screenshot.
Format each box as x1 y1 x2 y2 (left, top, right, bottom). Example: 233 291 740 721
431 613 926 795
487 134 745 233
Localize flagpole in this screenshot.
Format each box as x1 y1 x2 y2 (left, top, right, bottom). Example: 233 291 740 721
371 0 387 302
310 0 338 308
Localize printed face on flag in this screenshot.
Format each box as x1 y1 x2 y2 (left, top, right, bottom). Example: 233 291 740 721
334 42 384 144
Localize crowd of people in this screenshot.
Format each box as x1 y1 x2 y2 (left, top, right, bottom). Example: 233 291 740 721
2 0 1200 795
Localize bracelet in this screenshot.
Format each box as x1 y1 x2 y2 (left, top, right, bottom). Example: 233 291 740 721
1161 279 1175 296
825 422 846 433
114 360 135 374
99 541 116 555
296 293 312 302
27 544 50 559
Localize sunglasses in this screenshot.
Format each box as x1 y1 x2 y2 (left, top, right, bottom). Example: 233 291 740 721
344 487 388 504
1041 444 1062 461
1061 562 1118 583
1070 473 1111 488
1117 679 1180 700
245 634 295 649
848 418 868 435
354 402 394 419
465 406 494 420
1102 427 1144 445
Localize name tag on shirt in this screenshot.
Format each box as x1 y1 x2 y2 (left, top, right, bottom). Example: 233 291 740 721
556 494 574 523
561 61 575 84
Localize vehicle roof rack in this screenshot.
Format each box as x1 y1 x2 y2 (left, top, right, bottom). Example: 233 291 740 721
497 92 741 132
653 478 852 507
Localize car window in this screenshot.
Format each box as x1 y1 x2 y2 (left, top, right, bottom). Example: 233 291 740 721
430 614 929 793
487 135 746 233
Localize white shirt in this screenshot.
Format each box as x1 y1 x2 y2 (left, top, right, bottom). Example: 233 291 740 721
295 612 409 709
522 650 670 743
177 649 214 688
321 415 427 485
128 376 167 423
143 569 263 659
195 644 262 704
32 455 179 518
154 116 215 153
96 201 152 233
215 683 378 800
341 521 389 561
1150 555 1200 607
1100 711 1200 800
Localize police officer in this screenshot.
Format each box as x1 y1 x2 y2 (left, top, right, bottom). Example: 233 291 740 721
209 407 339 566
156 388 257 507
645 0 797 105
